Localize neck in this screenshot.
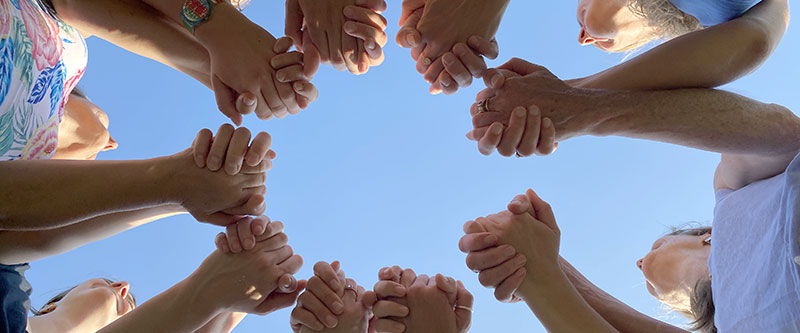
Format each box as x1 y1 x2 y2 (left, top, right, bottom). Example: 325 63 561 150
27 308 105 333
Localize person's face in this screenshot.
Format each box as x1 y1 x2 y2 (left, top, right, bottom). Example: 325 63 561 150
53 94 117 160
576 0 653 52
55 278 135 328
636 233 711 300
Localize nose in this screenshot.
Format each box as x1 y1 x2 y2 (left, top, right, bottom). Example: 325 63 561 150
111 281 130 298
104 136 118 151
636 258 644 270
578 28 609 46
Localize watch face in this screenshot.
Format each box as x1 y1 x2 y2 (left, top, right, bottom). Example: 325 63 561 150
182 0 213 24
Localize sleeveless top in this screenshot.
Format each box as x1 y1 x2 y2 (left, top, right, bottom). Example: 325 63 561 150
0 0 88 161
0 263 32 333
669 0 761 27
708 152 800 331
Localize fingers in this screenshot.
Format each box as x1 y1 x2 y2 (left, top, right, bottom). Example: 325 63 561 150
526 189 558 231
293 81 319 109
355 0 387 12
273 77 302 116
245 131 272 167
462 220 488 234
372 300 409 317
454 281 474 332
435 71 458 96
291 306 325 331
399 268 417 288
298 286 339 328
192 128 213 168
207 124 235 171
224 127 252 175
256 219 283 242
466 244 517 271
274 36 295 54
453 43 488 80
372 318 406 333
537 118 557 156
225 222 243 253
468 36 499 60
278 253 304 274
328 15 347 71
285 0 304 48
507 194 533 215
372 281 407 298
435 274 458 305
396 8 421 48
423 57 445 85
477 122 503 155
442 51 472 88
497 57 545 76
477 253 526 288
313 261 345 296
493 267 525 303
517 106 542 157
458 232 498 253
378 266 403 282
398 0 424 25
237 216 256 250
496 107 527 157
258 78 285 120
222 194 266 216
235 92 257 116
215 232 230 253
301 33 321 78
344 6 388 39
211 76 243 126
341 26 360 74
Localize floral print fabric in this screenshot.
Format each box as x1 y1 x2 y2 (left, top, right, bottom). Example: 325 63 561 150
0 0 87 160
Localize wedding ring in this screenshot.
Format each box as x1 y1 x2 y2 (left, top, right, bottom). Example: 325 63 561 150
456 305 474 313
515 152 523 158
477 99 490 113
422 57 432 66
345 283 358 297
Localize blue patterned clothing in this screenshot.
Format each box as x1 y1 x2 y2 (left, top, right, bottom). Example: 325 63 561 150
0 0 87 161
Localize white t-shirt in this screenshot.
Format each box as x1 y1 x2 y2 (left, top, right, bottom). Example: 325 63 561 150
709 153 800 332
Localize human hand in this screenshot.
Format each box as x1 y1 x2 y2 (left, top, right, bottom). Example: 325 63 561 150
343 0 389 73
270 37 320 111
468 105 557 157
458 220 526 303
474 190 562 292
291 262 370 333
214 216 282 253
192 124 275 176
399 0 508 82
364 268 472 333
191 234 304 315
286 0 387 75
196 4 309 121
469 58 599 154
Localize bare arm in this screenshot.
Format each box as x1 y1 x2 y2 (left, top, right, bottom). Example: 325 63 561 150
52 0 212 87
558 257 687 333
0 205 186 265
0 158 175 231
574 0 789 90
193 312 247 333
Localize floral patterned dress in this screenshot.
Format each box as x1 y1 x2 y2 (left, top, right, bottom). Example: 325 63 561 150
0 0 87 160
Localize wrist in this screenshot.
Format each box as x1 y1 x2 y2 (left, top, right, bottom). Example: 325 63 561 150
194 1 239 45
516 262 566 301
559 88 624 140
185 258 230 316
147 153 187 207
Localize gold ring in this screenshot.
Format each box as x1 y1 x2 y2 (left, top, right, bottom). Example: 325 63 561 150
477 99 490 113
422 57 432 66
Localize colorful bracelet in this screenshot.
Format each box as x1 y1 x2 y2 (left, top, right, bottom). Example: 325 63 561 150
180 0 219 34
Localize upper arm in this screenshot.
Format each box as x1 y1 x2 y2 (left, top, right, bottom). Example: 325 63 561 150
575 0 789 91
714 151 798 191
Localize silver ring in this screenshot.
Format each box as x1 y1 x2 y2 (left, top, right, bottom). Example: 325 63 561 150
344 284 358 297
455 305 474 313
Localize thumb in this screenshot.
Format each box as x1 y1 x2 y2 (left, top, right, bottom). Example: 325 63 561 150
507 194 534 216
212 75 243 126
497 57 544 76
526 189 559 231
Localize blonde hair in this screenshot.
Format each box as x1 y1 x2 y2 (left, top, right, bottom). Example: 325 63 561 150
628 0 703 40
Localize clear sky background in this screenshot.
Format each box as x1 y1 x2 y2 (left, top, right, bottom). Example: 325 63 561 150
26 1 800 332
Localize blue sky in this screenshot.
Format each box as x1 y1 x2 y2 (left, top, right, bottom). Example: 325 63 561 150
27 1 800 332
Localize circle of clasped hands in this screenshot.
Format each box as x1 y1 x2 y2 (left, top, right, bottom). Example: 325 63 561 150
169 0 562 332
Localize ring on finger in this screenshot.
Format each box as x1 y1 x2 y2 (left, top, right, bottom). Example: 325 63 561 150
455 305 474 313
477 99 490 113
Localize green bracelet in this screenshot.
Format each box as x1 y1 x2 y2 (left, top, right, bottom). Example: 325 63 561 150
180 0 219 34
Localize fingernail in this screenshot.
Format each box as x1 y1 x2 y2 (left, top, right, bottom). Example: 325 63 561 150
243 95 256 106
366 38 376 50
406 34 416 46
530 107 540 116
512 198 524 205
485 234 498 245
504 246 515 256
544 118 552 128
325 315 338 327
344 22 356 33
491 124 503 135
344 6 355 16
293 81 304 91
332 301 344 313
243 239 254 249
441 78 451 87
276 72 286 82
516 255 527 265
514 107 525 118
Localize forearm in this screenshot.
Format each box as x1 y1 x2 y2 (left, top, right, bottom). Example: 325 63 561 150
0 158 178 231
99 274 221 333
53 0 212 87
517 266 618 333
193 312 247 333
583 88 800 157
559 258 686 333
0 205 185 265
140 0 246 47
576 0 788 91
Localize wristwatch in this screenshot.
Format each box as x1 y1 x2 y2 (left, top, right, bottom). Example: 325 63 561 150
180 0 221 34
